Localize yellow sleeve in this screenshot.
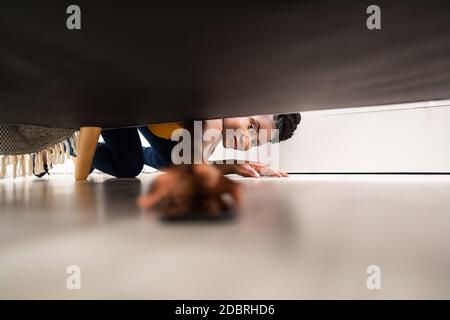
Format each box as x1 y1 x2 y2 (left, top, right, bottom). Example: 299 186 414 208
148 122 183 139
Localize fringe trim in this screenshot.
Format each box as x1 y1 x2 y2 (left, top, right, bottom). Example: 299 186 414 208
0 132 79 180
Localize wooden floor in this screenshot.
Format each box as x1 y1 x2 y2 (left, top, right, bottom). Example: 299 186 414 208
1 173 450 299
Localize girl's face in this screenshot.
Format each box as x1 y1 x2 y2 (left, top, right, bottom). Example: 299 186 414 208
221 115 275 150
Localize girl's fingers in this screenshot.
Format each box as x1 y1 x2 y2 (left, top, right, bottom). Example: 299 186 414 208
257 165 288 178
271 168 285 178
218 177 242 203
260 166 278 177
242 164 260 177
271 170 282 178
280 171 289 177
137 192 162 209
137 177 167 209
234 165 253 177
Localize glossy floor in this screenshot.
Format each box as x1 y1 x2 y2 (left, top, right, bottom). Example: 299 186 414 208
0 173 449 299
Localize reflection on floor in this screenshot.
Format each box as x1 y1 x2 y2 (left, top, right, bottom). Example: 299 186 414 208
1 173 450 299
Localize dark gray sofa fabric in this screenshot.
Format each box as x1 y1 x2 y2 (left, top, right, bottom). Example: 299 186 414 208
1 1 450 129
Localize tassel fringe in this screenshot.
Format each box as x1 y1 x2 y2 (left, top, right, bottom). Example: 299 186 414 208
0 132 79 180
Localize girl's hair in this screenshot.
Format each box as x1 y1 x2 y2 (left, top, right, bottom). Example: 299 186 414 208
273 113 301 141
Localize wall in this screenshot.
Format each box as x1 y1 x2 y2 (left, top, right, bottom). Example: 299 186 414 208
278 100 450 173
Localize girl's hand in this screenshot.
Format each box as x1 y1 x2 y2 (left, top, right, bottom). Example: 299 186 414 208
137 164 241 220
233 162 288 178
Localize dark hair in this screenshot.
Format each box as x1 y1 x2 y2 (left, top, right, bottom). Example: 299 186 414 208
273 113 301 142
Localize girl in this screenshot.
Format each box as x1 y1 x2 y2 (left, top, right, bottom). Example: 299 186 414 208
74 114 301 180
